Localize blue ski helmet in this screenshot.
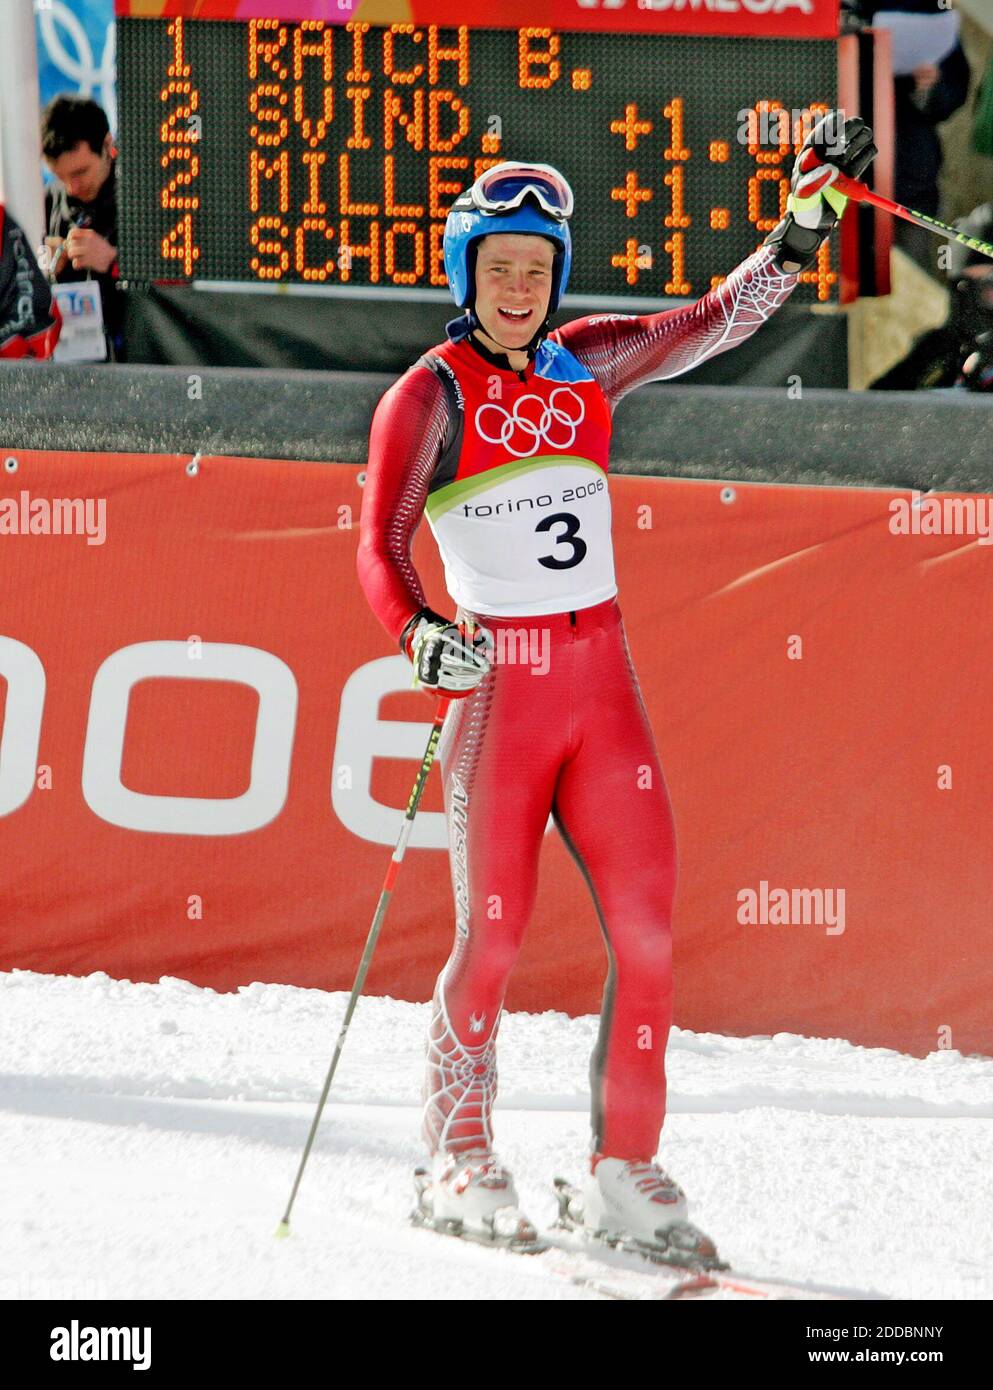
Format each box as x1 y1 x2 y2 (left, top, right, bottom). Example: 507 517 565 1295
443 163 573 341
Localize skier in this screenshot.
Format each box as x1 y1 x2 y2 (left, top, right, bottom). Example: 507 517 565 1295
358 112 876 1261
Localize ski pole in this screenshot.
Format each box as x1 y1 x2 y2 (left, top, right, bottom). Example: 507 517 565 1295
275 692 452 1237
832 171 993 264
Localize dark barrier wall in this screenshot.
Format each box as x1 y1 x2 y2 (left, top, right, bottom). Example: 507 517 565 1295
122 289 849 386
1 362 991 492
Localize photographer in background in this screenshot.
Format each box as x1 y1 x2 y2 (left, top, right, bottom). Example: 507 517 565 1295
871 2 971 276
41 94 122 360
0 203 61 359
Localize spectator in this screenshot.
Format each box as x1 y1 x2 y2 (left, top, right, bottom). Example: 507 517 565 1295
0 203 61 359
871 2 971 275
41 94 122 359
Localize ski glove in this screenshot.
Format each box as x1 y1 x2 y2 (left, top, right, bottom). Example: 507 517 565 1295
399 606 494 698
764 112 877 274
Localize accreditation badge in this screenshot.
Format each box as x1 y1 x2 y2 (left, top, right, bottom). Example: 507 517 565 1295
52 280 108 363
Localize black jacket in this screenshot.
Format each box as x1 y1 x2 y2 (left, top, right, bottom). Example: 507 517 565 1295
0 204 60 357
45 159 122 346
893 41 971 212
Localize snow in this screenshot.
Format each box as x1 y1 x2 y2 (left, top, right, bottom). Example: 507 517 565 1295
2 969 991 1301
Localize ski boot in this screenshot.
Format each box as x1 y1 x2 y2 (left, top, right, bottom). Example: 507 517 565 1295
555 1156 726 1272
412 1149 547 1253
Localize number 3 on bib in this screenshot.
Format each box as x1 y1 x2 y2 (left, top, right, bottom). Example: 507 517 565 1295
536 512 588 570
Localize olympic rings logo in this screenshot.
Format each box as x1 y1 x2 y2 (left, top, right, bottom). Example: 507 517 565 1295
474 387 585 458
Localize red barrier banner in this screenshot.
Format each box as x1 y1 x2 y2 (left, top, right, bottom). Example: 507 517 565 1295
115 1 841 42
1 450 990 1058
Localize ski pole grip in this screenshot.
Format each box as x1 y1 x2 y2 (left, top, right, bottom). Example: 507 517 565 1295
831 172 868 203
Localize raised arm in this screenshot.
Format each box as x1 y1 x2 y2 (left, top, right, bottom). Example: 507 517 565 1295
357 365 449 646
551 243 799 410
553 111 877 411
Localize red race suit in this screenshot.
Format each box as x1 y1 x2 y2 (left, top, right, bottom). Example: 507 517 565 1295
358 245 798 1162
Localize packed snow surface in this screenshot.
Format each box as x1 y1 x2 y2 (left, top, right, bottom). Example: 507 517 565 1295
2 970 991 1301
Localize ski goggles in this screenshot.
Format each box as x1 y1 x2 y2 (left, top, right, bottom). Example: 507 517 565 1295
469 163 574 222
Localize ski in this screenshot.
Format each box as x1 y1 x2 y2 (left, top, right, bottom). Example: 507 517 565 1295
545 1259 721 1300
551 1176 860 1301
410 1209 717 1297
410 1166 714 1295
409 1169 868 1300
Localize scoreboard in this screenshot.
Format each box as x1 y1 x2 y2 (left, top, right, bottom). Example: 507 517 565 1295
116 15 846 302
